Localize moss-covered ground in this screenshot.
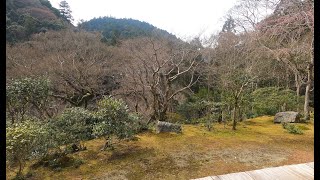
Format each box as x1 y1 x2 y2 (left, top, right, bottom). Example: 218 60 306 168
7 116 314 180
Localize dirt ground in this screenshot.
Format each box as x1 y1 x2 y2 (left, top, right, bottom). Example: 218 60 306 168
6 116 314 180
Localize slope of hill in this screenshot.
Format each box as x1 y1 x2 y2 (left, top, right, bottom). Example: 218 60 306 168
79 17 179 45
6 0 68 42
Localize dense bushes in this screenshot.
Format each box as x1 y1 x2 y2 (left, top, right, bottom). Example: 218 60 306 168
6 120 50 177
252 87 299 116
6 77 52 123
6 89 141 177
48 107 96 151
177 92 225 125
93 96 138 149
176 86 302 128
166 112 184 123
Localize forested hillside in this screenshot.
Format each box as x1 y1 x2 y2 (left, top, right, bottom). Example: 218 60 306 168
79 17 179 45
6 0 70 42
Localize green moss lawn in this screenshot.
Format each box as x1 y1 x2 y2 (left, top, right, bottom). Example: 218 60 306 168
7 116 314 180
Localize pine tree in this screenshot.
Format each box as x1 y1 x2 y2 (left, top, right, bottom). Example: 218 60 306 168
59 0 74 23
222 16 236 33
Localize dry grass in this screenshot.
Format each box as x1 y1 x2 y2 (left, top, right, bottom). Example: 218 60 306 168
6 116 314 180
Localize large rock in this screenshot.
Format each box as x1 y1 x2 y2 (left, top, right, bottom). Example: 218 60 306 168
274 111 301 123
156 121 182 133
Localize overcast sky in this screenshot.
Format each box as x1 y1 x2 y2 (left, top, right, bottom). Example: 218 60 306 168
49 0 238 40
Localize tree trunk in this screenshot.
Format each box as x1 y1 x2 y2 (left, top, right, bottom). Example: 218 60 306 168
17 158 23 177
295 73 301 112
134 98 139 112
218 110 222 123
286 68 290 89
159 110 167 122
222 110 226 129
232 101 238 130
238 106 242 122
10 110 15 124
159 100 169 122
102 136 113 150
304 64 312 121
84 100 88 109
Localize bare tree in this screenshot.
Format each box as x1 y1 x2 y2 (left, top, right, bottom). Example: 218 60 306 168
226 0 279 33
7 30 122 111
256 0 313 119
204 31 261 130
116 37 201 123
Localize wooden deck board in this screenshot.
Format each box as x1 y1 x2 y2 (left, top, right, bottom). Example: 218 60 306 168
285 164 314 177
280 165 313 179
305 162 314 169
193 162 314 180
195 176 221 180
245 169 276 180
217 172 254 180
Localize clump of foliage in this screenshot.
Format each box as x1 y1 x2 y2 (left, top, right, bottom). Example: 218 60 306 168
297 125 310 130
177 88 226 125
48 107 96 152
177 97 209 124
252 87 298 116
202 114 215 131
282 122 303 135
6 119 50 178
33 152 84 171
166 112 184 123
128 113 148 133
93 96 138 150
6 77 52 123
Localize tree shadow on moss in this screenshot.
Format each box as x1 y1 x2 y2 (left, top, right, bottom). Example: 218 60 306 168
31 152 84 171
108 146 156 161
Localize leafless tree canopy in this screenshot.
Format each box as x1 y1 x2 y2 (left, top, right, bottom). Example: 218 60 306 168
114 37 201 122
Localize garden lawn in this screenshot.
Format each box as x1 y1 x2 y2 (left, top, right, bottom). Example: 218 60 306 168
6 116 314 180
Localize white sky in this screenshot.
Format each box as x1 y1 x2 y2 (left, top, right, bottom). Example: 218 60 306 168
49 0 238 40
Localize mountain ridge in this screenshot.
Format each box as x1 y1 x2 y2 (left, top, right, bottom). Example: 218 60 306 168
79 16 180 45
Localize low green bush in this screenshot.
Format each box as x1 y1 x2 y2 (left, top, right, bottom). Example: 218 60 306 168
166 112 184 123
252 87 300 116
33 152 84 171
129 113 147 133
48 107 96 151
6 120 50 177
297 125 310 130
93 96 138 150
282 122 303 135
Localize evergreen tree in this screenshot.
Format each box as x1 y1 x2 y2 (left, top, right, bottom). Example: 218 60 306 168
222 16 236 33
59 0 73 23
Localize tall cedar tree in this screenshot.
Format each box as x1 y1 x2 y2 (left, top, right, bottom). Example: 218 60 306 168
59 0 74 23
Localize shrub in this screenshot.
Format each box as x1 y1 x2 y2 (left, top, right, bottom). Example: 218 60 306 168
33 152 84 170
282 122 303 135
6 77 52 123
166 112 184 123
252 87 298 116
6 120 50 177
297 125 310 130
177 100 211 124
48 107 95 151
93 96 138 150
205 115 215 131
129 113 147 133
